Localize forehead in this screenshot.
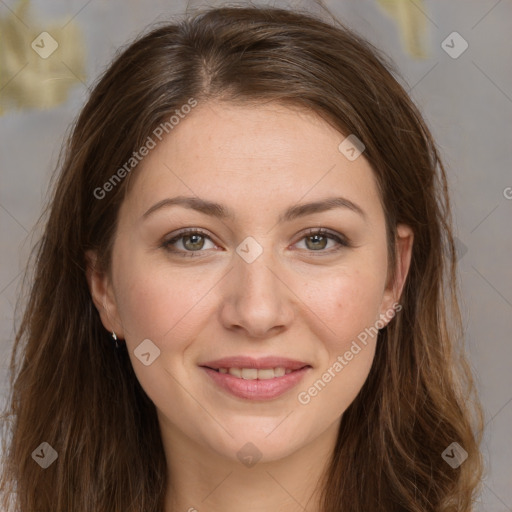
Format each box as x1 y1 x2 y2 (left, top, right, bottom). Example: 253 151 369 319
121 100 383 225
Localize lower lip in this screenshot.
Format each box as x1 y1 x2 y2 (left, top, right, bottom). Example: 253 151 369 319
201 366 311 400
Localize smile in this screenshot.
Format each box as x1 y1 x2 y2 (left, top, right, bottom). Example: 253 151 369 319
201 365 311 400
212 367 295 379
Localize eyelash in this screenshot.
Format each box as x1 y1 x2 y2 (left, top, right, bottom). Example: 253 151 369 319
161 227 350 258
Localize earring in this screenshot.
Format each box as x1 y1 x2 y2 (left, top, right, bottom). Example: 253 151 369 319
111 331 120 349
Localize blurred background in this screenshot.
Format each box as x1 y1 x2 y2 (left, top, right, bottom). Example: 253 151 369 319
0 0 511 509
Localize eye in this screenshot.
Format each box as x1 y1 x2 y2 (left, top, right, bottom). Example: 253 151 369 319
162 228 217 257
161 227 350 257
294 228 350 254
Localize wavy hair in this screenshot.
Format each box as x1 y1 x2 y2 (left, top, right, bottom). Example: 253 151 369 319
1 5 483 511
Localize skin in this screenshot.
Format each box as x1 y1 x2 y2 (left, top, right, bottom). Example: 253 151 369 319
86 101 413 512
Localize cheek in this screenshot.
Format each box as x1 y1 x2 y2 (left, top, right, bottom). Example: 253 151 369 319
305 261 387 342
296 280 382 421
295 256 386 406
112 248 212 344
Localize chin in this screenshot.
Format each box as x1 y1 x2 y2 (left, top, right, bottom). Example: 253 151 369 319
202 419 309 464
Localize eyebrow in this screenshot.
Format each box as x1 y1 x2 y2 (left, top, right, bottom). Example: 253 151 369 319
142 195 366 223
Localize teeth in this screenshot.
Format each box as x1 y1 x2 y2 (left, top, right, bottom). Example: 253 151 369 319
217 367 293 379
241 368 258 380
257 369 277 380
228 368 241 378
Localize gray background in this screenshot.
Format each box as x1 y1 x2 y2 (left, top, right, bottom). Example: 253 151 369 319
1 0 511 510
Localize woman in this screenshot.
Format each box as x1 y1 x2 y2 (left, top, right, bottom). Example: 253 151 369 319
0 5 483 511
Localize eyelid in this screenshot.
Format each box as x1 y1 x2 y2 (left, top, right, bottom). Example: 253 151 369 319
162 227 218 252
297 227 350 246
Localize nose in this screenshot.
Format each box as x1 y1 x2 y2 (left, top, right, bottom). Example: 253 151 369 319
218 244 295 339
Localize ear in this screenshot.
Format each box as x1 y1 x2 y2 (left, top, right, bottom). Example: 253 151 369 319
379 223 414 324
85 250 125 338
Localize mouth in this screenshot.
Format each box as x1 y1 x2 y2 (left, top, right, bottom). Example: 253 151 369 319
203 365 310 380
199 357 312 400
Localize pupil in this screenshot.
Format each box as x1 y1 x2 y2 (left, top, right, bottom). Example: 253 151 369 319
307 235 327 250
185 234 203 250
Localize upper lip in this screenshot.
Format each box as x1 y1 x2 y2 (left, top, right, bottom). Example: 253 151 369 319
200 356 311 371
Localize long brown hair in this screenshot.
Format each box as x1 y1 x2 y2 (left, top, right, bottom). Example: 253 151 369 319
1 5 483 511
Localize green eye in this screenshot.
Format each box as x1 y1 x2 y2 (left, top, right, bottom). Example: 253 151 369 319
162 228 350 257
177 233 208 251
299 228 349 252
162 228 215 257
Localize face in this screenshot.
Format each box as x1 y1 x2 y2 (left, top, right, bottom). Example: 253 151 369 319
87 100 413 464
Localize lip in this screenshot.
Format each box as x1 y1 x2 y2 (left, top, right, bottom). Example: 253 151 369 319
201 366 311 400
199 356 312 401
199 356 310 371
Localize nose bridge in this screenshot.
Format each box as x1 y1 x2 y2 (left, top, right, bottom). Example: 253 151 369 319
240 245 275 286
235 234 281 301
220 234 293 336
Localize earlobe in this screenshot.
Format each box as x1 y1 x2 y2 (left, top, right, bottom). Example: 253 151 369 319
380 223 414 322
85 250 124 338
